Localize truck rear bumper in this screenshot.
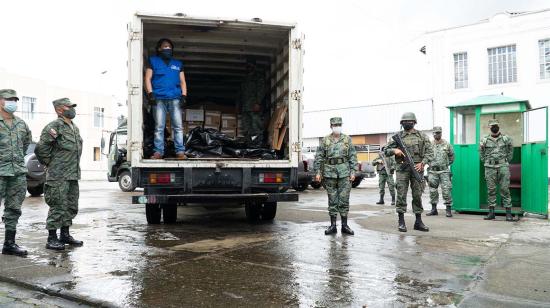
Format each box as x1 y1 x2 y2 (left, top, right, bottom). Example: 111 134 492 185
132 192 299 204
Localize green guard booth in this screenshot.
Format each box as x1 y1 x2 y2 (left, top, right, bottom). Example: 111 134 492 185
448 95 548 218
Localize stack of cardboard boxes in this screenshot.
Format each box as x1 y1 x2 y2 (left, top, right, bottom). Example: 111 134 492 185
184 109 205 134
183 104 238 138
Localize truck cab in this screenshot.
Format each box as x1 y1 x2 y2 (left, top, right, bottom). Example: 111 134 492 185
106 120 136 192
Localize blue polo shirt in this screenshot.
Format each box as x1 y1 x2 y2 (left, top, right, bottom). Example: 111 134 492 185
148 56 184 99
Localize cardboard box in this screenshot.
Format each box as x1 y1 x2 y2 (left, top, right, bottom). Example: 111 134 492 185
184 121 203 134
221 114 237 129
204 110 222 129
221 128 236 138
185 109 204 122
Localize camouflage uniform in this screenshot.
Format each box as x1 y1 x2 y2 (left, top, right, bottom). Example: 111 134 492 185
313 125 358 218
428 136 455 208
0 90 32 232
372 153 396 202
35 99 83 231
385 130 433 214
480 121 513 209
240 68 266 139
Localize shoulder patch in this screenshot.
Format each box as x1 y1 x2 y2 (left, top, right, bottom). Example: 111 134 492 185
49 128 58 139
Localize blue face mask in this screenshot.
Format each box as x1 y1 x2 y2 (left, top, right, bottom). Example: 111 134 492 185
160 49 173 59
3 101 17 113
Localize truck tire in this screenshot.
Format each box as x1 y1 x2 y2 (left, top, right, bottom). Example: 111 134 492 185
352 178 362 188
261 202 277 221
27 184 44 197
162 204 177 223
146 203 161 224
310 182 322 189
245 203 261 222
118 171 136 192
292 183 307 192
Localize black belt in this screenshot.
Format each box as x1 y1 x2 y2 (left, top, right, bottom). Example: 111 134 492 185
429 166 447 171
327 157 346 165
488 159 507 165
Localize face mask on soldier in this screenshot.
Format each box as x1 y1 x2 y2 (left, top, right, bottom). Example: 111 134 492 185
3 100 18 114
402 122 414 131
490 125 499 134
63 107 76 119
332 126 342 134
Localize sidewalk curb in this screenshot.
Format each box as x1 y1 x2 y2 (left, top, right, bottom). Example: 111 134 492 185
0 274 116 308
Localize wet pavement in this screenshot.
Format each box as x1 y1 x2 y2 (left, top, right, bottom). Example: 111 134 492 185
0 180 550 307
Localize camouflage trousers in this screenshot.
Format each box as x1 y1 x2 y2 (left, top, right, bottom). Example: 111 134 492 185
44 180 80 230
324 177 351 217
428 171 452 206
378 171 396 198
485 166 511 208
395 169 424 214
0 175 26 231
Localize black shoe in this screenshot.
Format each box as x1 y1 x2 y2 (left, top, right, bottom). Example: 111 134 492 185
2 230 27 257
426 204 438 216
325 216 337 235
398 213 407 232
60 227 83 246
414 213 429 232
376 196 385 205
446 206 453 217
341 216 354 235
484 207 496 220
391 195 395 206
46 230 65 251
505 208 514 222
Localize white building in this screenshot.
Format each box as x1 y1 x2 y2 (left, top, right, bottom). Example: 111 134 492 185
0 69 121 180
424 9 550 139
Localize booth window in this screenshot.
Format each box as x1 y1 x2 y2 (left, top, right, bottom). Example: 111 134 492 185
539 38 550 80
454 52 468 89
454 107 476 144
488 45 517 85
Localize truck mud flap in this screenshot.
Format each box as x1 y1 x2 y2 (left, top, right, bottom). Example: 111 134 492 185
133 193 298 204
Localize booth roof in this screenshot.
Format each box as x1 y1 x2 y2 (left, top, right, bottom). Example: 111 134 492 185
447 95 531 109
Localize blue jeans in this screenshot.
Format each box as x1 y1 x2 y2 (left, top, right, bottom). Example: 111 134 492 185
153 99 185 155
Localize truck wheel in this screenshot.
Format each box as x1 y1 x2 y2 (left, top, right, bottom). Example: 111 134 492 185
162 204 177 223
245 203 261 222
293 183 308 192
118 171 136 192
146 203 161 224
261 202 277 221
352 178 362 188
27 184 44 197
310 182 322 189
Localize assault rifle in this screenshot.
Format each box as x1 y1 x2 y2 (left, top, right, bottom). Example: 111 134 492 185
391 133 425 184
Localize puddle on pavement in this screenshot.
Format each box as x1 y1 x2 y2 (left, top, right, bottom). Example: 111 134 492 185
170 233 273 253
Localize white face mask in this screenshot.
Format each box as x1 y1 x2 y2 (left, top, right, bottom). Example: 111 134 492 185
332 126 342 134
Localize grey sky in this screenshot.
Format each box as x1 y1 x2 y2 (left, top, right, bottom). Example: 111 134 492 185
0 0 548 111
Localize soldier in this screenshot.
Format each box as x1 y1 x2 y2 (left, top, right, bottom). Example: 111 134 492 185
0 89 31 257
35 98 83 250
480 119 514 221
240 57 266 143
313 117 358 235
385 112 433 232
371 150 396 205
426 126 455 217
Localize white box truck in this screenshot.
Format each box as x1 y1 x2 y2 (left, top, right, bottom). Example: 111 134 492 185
127 13 304 223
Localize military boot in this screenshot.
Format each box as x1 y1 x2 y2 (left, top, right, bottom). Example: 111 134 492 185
398 213 407 232
376 194 385 205
60 227 83 246
446 206 453 217
46 230 65 251
391 194 396 206
484 207 496 220
426 204 438 216
414 213 429 232
341 216 354 235
324 216 337 235
2 230 28 257
505 208 514 222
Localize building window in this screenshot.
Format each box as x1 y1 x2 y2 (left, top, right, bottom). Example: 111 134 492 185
94 107 104 128
488 45 517 85
93 147 101 161
21 96 36 120
454 52 468 89
540 39 550 79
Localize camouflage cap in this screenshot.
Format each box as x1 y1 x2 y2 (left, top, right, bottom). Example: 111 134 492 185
330 117 342 125
52 98 77 108
0 89 19 100
488 119 499 126
433 126 442 133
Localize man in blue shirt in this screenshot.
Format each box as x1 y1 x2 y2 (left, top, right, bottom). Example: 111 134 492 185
144 38 188 159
